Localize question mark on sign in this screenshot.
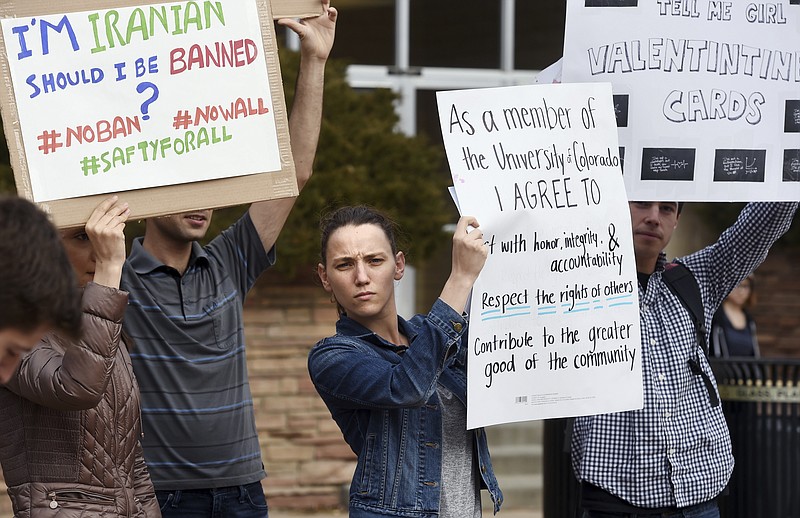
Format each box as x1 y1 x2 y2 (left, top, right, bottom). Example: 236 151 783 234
136 82 159 120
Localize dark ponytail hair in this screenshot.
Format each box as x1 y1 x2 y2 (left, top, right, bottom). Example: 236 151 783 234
319 205 400 265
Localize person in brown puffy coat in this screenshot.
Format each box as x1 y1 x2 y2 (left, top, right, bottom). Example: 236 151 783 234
0 196 160 518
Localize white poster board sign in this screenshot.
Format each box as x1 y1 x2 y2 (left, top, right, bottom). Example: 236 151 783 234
437 83 643 429
563 0 800 202
0 0 305 228
1 0 279 202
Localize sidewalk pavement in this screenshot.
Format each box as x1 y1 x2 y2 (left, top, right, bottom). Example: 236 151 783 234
271 510 541 518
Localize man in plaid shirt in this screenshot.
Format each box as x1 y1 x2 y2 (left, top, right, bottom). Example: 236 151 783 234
572 201 797 517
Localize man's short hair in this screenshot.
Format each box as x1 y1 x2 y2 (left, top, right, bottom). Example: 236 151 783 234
0 197 81 338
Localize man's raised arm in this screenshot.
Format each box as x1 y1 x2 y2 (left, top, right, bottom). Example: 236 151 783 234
249 0 337 251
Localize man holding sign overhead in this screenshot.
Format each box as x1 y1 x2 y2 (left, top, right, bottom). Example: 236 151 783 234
120 3 336 517
571 200 796 517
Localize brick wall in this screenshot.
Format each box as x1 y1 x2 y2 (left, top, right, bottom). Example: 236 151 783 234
747 250 800 359
244 271 355 511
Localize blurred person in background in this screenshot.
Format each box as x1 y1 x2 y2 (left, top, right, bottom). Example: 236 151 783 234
711 274 760 358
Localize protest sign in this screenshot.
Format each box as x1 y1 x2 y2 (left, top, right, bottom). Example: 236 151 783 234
0 0 314 227
563 0 800 201
536 58 563 84
437 83 643 429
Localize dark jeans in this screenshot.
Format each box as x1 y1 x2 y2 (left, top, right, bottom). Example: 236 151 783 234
157 481 268 518
583 499 719 518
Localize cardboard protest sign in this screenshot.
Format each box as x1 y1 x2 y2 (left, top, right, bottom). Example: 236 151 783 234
437 83 643 429
271 0 325 19
563 0 800 201
0 0 318 227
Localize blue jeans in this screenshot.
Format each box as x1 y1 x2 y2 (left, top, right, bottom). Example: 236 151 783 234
583 499 719 518
157 481 268 518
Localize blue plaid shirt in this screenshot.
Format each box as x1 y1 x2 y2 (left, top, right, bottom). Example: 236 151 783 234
571 202 797 508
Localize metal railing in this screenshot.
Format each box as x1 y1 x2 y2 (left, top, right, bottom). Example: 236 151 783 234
542 358 800 518
712 358 800 518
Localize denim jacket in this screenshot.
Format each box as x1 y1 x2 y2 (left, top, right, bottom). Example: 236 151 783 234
308 299 503 517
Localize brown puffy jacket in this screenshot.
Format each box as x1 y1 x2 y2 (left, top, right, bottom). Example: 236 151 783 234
0 283 160 517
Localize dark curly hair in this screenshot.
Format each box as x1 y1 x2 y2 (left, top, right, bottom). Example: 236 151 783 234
0 197 81 339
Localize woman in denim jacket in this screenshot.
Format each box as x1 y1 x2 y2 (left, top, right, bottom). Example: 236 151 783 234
308 206 503 517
